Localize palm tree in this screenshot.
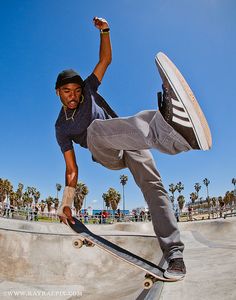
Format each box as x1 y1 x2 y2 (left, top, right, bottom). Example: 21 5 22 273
74 182 89 214
0 179 13 205
33 191 41 205
193 183 201 213
223 191 230 206
177 195 185 213
232 178 236 190
212 197 217 207
218 196 224 217
9 191 18 207
102 188 121 213
45 196 54 213
102 192 110 210
56 183 62 200
194 183 201 198
22 190 34 220
53 198 59 211
22 190 33 207
24 187 36 209
218 196 224 206
224 191 234 212
232 178 236 204
190 192 198 205
211 197 217 217
30 187 40 206
169 184 177 209
176 182 184 195
203 178 210 199
15 183 24 208
40 200 46 213
120 175 128 214
0 178 4 203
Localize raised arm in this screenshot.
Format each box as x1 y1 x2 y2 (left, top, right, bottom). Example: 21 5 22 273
93 17 112 82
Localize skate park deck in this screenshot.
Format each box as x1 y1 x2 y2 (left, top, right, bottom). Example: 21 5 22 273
0 217 236 300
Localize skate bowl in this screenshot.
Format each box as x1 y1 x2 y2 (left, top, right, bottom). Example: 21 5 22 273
161 217 236 300
0 217 162 300
1 217 236 300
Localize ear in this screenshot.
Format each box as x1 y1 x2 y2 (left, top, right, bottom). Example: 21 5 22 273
56 89 60 96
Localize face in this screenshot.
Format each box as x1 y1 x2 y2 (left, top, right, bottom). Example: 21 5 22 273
56 83 82 109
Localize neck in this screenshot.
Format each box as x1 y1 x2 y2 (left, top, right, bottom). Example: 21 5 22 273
63 106 77 121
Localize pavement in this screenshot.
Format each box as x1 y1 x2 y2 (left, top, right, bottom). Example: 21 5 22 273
0 216 236 300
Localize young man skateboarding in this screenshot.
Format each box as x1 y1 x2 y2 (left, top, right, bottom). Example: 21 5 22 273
56 17 212 280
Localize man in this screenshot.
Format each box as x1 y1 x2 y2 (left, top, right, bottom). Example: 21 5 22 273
56 17 212 280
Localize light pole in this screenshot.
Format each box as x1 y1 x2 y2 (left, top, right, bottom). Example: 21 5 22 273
232 178 236 206
194 182 201 213
120 175 128 217
203 178 211 218
56 183 62 200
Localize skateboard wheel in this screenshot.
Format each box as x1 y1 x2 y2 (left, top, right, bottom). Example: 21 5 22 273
73 239 83 249
143 278 154 289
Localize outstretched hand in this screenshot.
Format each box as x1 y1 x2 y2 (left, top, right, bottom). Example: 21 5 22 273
93 17 109 30
59 206 75 225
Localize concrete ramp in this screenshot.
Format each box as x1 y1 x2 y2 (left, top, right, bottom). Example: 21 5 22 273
1 217 236 299
161 218 236 300
0 218 161 299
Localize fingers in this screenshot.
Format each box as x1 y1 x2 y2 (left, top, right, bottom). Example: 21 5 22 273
59 216 68 225
67 215 75 224
93 17 109 29
58 206 75 225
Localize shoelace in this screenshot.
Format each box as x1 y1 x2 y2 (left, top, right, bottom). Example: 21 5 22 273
169 259 184 271
158 92 163 109
159 85 172 122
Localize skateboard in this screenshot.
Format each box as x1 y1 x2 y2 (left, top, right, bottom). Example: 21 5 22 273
67 217 179 289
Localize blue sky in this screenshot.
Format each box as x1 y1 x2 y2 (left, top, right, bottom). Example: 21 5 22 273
0 0 235 210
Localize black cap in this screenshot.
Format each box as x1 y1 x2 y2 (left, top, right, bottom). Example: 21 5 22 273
55 69 84 89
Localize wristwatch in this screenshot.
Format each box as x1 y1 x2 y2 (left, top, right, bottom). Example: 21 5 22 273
100 28 110 33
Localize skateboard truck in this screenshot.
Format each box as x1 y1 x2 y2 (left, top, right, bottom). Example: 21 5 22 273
143 274 158 289
73 238 95 249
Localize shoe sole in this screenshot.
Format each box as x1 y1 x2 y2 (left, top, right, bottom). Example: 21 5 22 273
155 52 212 150
164 270 185 281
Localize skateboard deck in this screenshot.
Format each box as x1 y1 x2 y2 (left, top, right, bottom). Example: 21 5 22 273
67 217 179 289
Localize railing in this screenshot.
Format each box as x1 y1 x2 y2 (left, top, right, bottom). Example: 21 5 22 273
0 207 152 224
223 211 236 219
1 205 235 223
182 205 236 221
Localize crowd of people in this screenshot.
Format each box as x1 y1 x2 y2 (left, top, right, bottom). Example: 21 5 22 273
0 201 153 224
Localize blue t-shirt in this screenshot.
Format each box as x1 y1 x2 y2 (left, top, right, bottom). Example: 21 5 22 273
55 73 116 153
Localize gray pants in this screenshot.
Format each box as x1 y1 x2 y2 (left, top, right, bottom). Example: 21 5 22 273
87 110 191 262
